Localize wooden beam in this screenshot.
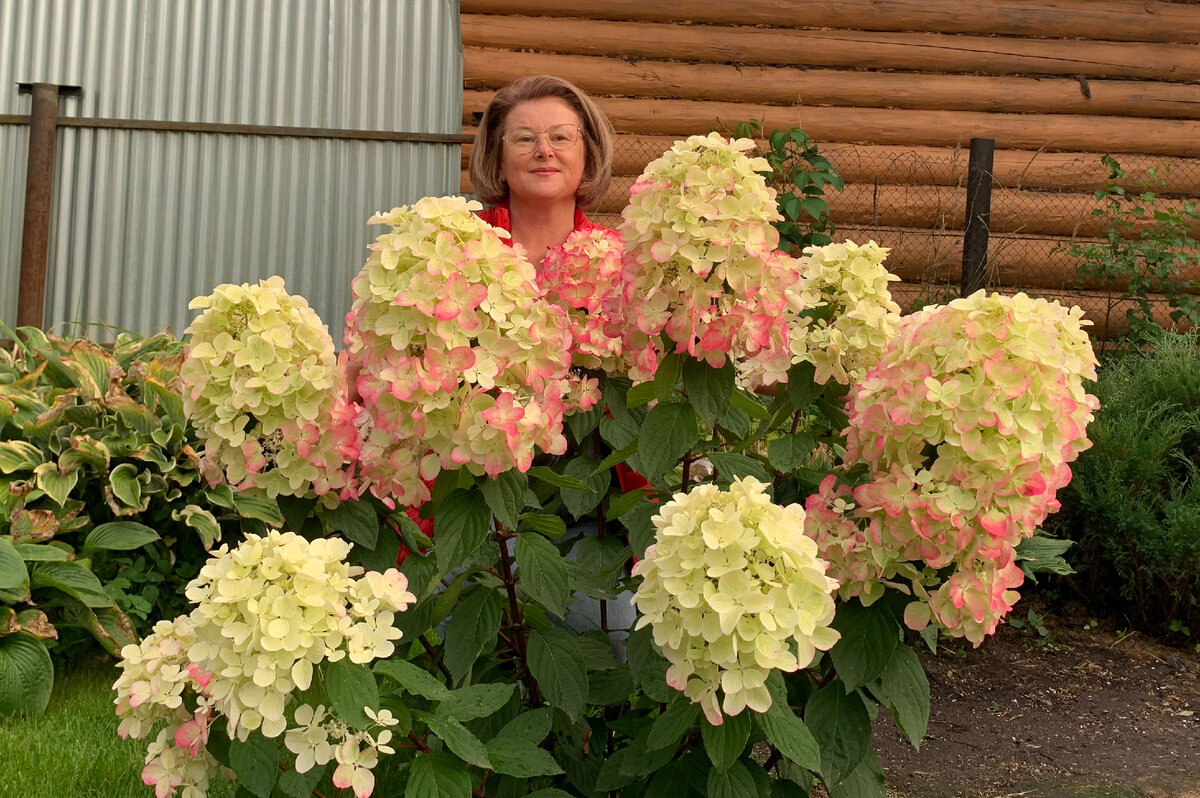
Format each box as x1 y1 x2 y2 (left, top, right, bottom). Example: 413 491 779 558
460 0 1200 44
461 15 1200 83
465 47 1200 121
463 91 1200 157
462 134 1200 196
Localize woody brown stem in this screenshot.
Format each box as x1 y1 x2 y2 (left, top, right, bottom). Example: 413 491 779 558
496 527 541 705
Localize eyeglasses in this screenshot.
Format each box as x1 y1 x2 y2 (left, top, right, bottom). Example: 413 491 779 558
502 124 583 154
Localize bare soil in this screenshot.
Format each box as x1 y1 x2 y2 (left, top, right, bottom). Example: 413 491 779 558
874 599 1200 798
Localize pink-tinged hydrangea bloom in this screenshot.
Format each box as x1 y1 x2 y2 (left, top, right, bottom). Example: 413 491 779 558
539 227 662 390
805 291 1097 645
182 276 361 501
114 532 415 798
631 477 840 724
789 240 903 386
616 133 806 389
343 197 574 506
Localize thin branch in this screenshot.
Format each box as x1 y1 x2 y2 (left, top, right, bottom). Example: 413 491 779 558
496 526 540 705
408 731 432 754
419 634 453 682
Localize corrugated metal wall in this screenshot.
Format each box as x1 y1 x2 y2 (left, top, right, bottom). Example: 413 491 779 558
0 0 463 342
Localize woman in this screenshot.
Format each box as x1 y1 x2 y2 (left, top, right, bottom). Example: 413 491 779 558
468 75 615 265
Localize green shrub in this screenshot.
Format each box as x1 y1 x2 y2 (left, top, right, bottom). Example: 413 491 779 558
735 119 844 253
1068 155 1200 353
0 328 277 716
1048 330 1200 639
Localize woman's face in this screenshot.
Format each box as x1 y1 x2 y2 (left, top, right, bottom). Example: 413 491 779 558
500 97 586 207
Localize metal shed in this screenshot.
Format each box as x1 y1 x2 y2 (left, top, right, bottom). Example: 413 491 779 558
1 0 464 343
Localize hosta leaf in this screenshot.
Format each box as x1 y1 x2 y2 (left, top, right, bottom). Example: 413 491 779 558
172 505 222 548
108 463 143 509
0 538 29 597
82 521 159 553
231 490 285 526
0 441 42 474
30 561 112 608
0 632 53 716
33 463 77 507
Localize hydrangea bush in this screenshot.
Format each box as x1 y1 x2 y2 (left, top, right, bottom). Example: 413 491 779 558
147 133 1094 798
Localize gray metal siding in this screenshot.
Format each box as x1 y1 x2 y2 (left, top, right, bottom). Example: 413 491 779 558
1 0 462 341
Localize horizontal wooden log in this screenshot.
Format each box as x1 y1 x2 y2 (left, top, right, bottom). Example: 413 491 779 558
460 170 1200 238
464 47 1200 121
463 91 1200 157
460 0 1200 44
463 133 1200 196
838 225 1200 293
884 281 1188 338
825 184 1200 238
809 144 1200 197
461 15 1200 82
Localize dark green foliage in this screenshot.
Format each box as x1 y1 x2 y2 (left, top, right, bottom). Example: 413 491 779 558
733 120 844 254
1068 155 1200 352
0 328 265 688
1049 330 1200 637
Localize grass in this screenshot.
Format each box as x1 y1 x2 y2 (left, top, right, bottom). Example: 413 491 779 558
0 658 235 798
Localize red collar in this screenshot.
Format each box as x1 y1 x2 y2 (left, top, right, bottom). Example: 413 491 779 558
476 201 596 242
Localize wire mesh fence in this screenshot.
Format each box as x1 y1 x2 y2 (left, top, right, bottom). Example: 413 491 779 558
601 136 1200 341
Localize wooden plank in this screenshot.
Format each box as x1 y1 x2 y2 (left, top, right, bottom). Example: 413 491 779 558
463 91 1200 157
825 184 1200 238
462 134 1200 196
465 47 1200 120
460 0 1200 44
461 15 1200 82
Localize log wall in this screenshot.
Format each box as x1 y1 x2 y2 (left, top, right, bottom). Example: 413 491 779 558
458 0 1200 330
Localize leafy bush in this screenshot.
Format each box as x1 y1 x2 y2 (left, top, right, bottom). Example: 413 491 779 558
114 136 1092 798
1049 330 1200 639
735 119 844 253
1069 155 1200 351
0 328 276 716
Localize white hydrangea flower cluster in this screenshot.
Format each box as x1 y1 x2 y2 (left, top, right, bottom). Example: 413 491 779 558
284 704 399 798
182 276 361 500
617 133 804 388
631 477 841 725
114 531 415 798
789 240 903 386
343 196 574 507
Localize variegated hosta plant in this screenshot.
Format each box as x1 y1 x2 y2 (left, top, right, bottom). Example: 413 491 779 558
0 327 280 717
134 134 1094 798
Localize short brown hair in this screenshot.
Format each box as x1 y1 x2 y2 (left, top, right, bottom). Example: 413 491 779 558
469 75 614 209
